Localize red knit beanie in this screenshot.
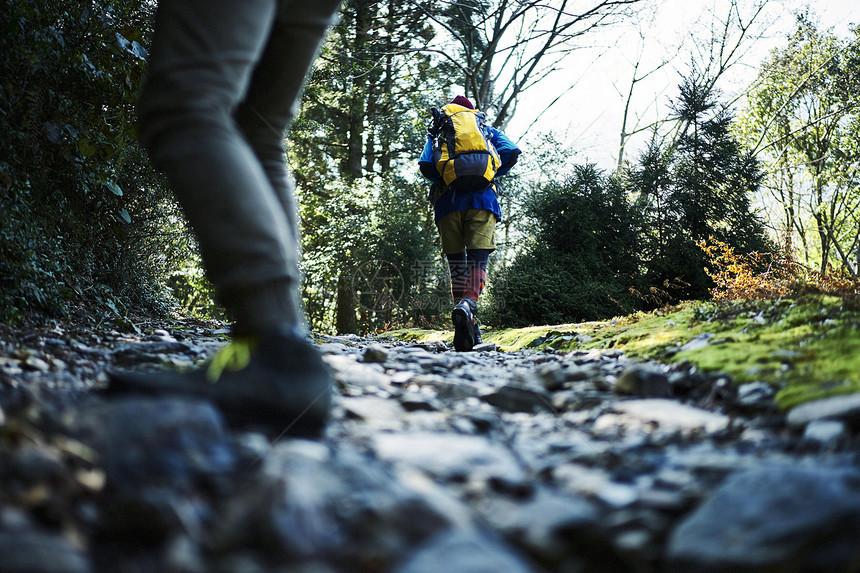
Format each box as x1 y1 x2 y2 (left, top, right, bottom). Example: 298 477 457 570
451 95 474 109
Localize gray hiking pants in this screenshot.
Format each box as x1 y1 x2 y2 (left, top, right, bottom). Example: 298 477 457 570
137 0 341 333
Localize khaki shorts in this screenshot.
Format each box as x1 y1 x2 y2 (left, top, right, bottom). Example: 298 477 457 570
436 209 497 254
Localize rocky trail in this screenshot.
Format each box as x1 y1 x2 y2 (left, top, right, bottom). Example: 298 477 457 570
1 319 860 573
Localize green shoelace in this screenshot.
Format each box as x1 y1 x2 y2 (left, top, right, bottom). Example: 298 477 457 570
206 337 258 383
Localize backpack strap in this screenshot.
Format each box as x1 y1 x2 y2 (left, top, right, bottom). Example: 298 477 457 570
429 107 444 137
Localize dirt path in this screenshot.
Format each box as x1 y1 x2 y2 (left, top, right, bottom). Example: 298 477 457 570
1 319 859 573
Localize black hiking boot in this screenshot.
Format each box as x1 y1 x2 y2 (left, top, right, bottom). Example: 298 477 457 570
103 326 331 438
452 298 479 352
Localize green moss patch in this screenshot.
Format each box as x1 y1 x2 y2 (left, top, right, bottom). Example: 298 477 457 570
380 328 449 343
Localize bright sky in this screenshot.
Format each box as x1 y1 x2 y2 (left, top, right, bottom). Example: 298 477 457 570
506 0 859 172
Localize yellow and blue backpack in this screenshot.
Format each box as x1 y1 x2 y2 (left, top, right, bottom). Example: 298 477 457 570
429 103 501 193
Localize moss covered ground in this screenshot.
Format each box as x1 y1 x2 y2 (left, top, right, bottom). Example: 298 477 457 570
385 295 860 409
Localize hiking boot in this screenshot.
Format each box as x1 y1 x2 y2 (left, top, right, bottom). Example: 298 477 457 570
452 298 479 352
103 326 331 438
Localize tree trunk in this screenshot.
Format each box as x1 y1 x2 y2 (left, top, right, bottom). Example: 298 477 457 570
335 272 357 334
345 4 369 181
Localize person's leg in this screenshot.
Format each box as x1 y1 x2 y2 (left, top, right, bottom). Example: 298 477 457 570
451 210 496 350
462 208 496 304
435 211 468 302
435 211 475 351
463 249 491 302
235 0 342 245
445 252 468 302
137 0 338 335
114 0 341 436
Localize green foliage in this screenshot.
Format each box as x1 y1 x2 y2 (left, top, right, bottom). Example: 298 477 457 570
166 257 225 321
627 71 771 301
0 0 207 324
485 164 642 327
735 13 860 274
370 178 448 330
298 175 442 334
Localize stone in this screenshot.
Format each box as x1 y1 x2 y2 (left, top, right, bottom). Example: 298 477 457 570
0 531 92 573
786 393 860 427
6 446 64 485
362 344 389 363
472 342 498 352
393 530 535 573
803 420 847 445
615 364 673 397
317 342 351 355
399 393 443 412
100 398 236 495
736 382 775 408
87 398 236 544
560 363 599 382
680 333 714 352
480 382 554 413
487 490 600 554
341 396 404 426
9 324 860 573
553 464 639 508
324 354 391 389
535 362 567 391
666 466 860 571
216 441 451 569
373 432 525 483
164 535 206 573
599 399 729 434
111 341 195 366
23 356 52 373
422 377 481 401
420 340 448 352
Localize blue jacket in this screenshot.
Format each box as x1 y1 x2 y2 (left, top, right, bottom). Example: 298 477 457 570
418 124 521 222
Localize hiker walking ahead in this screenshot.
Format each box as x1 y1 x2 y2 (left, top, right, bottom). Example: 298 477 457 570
106 0 342 437
418 96 521 351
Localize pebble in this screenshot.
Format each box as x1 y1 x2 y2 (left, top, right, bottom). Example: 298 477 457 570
803 419 848 445
615 364 673 397
666 466 860 571
600 399 730 434
394 529 534 573
0 531 92 573
786 392 860 427
361 343 389 363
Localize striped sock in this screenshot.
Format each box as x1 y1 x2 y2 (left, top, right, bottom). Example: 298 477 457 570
464 249 491 302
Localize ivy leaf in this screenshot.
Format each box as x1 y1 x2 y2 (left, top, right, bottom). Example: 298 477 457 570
115 32 131 52
118 26 142 43
106 181 123 196
115 32 147 61
130 41 147 61
78 137 97 157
